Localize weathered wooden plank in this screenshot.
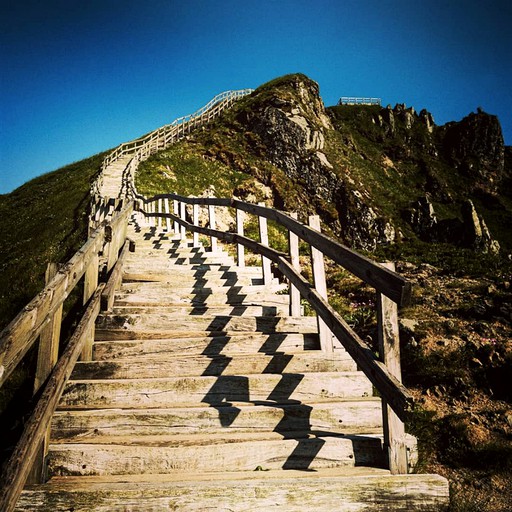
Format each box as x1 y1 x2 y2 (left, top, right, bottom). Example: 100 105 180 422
378 262 408 475
15 472 449 512
92 333 320 358
95 313 318 334
0 284 105 512
70 352 356 379
46 434 387 476
51 400 382 440
59 372 372 409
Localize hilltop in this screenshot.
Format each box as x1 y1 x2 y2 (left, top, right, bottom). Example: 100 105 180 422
1 73 511 510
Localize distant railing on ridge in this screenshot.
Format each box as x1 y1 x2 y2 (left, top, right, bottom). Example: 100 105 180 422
338 97 381 106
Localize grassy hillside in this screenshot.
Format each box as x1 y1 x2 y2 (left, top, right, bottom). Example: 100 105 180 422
0 152 106 331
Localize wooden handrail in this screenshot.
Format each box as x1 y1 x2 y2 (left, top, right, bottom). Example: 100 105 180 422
0 199 134 510
0 284 105 512
0 202 133 387
143 206 414 422
138 194 411 307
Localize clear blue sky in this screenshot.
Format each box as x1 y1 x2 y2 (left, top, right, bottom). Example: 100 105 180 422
1 0 511 194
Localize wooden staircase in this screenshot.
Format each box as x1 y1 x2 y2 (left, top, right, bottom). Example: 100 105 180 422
14 219 449 511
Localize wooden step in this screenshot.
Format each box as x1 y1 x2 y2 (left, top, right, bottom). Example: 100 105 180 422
71 352 357 379
110 304 290 316
46 432 390 476
51 400 383 440
16 470 449 512
59 372 372 409
92 333 321 357
95 314 318 334
114 283 288 306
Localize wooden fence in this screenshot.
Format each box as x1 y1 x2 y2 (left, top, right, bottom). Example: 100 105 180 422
338 97 381 106
0 202 134 510
135 192 414 475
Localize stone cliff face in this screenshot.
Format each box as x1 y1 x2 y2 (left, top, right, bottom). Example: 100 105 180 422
440 111 505 192
167 73 509 253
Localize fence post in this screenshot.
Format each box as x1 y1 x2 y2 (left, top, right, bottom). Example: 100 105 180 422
179 201 186 240
192 202 200 248
308 215 333 352
258 202 272 285
157 198 162 229
208 204 218 252
27 263 62 484
377 261 408 474
236 209 245 267
164 198 171 233
173 198 179 234
148 201 155 227
288 213 301 316
81 252 99 361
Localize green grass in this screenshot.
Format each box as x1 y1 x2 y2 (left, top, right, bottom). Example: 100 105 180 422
0 152 106 331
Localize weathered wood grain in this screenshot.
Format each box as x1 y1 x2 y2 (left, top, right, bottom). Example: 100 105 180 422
0 285 104 512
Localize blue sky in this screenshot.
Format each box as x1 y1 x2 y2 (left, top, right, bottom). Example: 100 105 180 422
1 0 511 194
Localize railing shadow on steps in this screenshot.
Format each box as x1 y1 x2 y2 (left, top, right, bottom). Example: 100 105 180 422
135 192 415 472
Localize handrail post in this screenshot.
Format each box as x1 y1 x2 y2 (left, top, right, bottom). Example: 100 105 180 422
148 201 155 227
164 198 171 233
81 252 99 361
288 213 301 316
157 199 162 229
308 215 333 352
208 204 218 252
28 263 62 484
377 261 408 474
236 209 245 267
258 202 272 285
179 201 186 240
173 198 179 234
192 202 200 248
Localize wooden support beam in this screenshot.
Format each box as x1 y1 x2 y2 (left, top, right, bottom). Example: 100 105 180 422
258 202 272 285
192 203 200 248
0 285 104 512
288 213 301 317
208 204 218 252
157 198 162 229
29 263 62 484
236 209 245 268
309 216 333 352
173 198 179 234
81 253 99 361
164 198 171 232
179 201 186 240
378 262 408 475
101 240 133 312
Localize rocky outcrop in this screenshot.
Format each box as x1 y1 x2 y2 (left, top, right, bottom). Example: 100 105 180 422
441 111 505 191
406 197 500 254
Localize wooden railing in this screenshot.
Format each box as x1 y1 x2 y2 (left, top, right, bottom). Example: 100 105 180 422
338 97 381 106
135 192 415 474
0 202 134 511
89 89 253 230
